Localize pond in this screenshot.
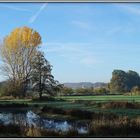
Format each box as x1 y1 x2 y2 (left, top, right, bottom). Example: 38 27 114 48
0 109 88 134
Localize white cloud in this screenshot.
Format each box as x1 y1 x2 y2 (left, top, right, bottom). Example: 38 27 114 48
80 57 96 67
70 20 92 30
29 3 47 23
42 42 101 67
0 4 31 12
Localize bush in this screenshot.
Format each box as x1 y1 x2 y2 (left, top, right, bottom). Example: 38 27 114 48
0 80 25 97
131 86 140 95
0 96 15 100
94 87 109 95
61 87 74 95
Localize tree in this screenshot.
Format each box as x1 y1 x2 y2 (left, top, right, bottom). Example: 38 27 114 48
131 86 140 95
75 87 94 95
109 69 140 94
94 87 108 94
127 70 140 90
0 26 41 97
49 80 63 96
110 70 130 93
31 51 62 98
61 87 74 95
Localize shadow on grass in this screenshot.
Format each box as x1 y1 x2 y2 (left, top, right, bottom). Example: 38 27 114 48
41 105 118 120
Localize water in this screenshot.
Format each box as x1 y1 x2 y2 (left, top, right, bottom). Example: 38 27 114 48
0 110 88 134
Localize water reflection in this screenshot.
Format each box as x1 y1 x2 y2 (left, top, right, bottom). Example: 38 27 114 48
0 111 88 134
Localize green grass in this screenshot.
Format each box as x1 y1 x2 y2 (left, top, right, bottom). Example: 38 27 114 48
0 95 140 118
57 95 140 102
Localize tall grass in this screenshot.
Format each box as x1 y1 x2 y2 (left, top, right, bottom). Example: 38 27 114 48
99 101 140 109
88 116 140 137
41 105 118 120
0 124 22 137
0 116 140 137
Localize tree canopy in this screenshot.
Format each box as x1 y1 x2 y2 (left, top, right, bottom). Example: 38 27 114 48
0 26 62 98
110 69 140 93
31 51 63 98
0 26 42 97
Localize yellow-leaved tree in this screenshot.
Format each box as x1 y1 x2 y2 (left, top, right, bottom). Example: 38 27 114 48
0 26 41 97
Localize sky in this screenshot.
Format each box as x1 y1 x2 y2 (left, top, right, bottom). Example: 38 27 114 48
0 3 140 83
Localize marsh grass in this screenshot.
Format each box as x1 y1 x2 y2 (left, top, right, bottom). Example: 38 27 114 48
99 101 140 109
88 116 140 137
41 105 118 120
0 124 22 137
0 116 140 137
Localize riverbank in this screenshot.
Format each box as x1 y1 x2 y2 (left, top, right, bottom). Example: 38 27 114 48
0 95 139 137
0 114 140 137
0 95 140 118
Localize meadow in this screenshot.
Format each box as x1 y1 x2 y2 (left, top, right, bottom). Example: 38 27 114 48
58 95 140 102
0 94 139 137
0 95 140 118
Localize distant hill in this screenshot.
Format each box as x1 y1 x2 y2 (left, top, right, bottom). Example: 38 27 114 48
63 82 108 89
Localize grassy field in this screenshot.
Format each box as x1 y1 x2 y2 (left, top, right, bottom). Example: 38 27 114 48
0 95 140 118
57 95 140 102
54 95 140 118
0 95 139 137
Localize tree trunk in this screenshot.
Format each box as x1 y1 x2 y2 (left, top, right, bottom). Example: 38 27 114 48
39 74 42 99
39 90 42 99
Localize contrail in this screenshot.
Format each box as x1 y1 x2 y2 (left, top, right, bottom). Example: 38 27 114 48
29 3 47 24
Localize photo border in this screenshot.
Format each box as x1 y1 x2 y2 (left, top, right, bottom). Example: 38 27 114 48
0 0 139 140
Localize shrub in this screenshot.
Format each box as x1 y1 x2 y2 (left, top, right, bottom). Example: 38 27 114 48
94 87 109 95
0 96 15 100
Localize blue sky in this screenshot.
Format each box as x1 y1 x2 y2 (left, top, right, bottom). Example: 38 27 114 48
0 3 140 83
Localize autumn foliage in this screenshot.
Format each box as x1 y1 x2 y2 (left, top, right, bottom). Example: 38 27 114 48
3 26 41 50
0 26 42 97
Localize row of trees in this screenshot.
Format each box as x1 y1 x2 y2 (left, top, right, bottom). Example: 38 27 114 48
61 69 140 96
61 87 109 95
0 26 62 99
0 27 139 98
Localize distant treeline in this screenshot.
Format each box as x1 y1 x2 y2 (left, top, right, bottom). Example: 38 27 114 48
61 69 140 96
61 86 109 95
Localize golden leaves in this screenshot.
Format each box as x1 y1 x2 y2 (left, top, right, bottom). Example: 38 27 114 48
1 26 42 82
4 26 42 50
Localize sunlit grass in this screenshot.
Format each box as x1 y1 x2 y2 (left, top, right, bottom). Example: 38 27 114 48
0 95 140 118
58 95 140 102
